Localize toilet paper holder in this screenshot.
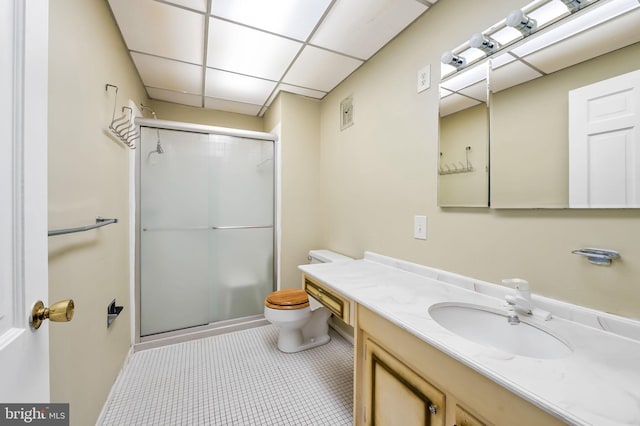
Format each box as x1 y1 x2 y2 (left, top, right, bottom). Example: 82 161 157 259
107 299 124 328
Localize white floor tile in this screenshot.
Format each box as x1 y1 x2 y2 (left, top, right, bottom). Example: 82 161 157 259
100 325 353 425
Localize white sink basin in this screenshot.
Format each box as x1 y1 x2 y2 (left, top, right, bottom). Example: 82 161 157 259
428 302 572 359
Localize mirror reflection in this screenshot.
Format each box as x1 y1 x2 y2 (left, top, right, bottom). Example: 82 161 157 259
489 0 640 208
438 0 640 209
438 62 489 207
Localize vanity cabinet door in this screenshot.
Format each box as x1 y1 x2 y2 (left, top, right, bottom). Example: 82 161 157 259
356 304 563 426
363 336 445 426
455 404 486 426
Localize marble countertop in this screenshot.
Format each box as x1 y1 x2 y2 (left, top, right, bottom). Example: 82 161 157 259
298 252 640 426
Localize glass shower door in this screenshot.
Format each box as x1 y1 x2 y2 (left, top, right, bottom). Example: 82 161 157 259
139 127 274 336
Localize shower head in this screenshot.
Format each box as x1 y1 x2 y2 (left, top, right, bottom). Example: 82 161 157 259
156 138 164 154
140 104 157 119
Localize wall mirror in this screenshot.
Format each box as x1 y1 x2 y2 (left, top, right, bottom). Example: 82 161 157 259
488 0 640 208
438 0 640 209
438 60 490 207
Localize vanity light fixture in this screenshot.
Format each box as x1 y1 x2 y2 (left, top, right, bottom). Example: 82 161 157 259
441 51 466 68
469 33 500 54
561 0 585 12
506 9 538 35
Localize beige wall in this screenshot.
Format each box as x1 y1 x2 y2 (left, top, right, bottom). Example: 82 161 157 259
318 0 640 318
147 99 264 131
48 0 146 424
265 92 324 288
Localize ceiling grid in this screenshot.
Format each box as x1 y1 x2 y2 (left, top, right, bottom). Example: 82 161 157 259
107 0 435 116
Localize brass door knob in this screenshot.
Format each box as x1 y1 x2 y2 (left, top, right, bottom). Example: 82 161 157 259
30 299 75 330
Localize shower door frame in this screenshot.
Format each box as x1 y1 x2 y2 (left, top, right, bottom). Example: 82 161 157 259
133 118 278 345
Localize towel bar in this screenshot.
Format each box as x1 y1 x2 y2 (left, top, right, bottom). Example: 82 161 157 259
48 217 118 237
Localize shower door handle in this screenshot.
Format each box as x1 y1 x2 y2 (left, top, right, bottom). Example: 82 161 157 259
143 225 273 232
211 225 273 230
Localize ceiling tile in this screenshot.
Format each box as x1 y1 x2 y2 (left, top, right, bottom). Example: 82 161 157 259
108 0 437 115
132 52 203 94
205 69 277 105
210 0 332 41
161 0 208 13
310 0 427 59
207 18 302 80
283 46 363 92
204 97 262 116
108 0 204 64
147 87 203 107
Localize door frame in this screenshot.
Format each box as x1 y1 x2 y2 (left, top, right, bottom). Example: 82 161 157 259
0 0 50 403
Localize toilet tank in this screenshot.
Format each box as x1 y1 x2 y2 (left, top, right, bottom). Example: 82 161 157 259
308 250 353 264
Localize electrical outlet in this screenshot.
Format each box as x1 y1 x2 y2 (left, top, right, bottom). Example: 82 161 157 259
414 215 427 240
417 65 431 93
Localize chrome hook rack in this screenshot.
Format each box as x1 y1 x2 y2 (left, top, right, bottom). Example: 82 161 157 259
106 83 138 149
439 146 474 175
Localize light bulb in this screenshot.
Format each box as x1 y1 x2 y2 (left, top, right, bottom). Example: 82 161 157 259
469 33 499 54
506 9 538 35
561 0 583 12
441 51 466 68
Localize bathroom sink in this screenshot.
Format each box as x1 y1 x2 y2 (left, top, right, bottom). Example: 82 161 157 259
428 303 572 359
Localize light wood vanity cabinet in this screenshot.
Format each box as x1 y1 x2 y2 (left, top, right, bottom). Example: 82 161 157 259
303 274 352 325
355 305 565 426
363 336 445 426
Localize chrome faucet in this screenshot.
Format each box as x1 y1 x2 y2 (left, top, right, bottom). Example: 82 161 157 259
503 278 552 321
503 278 533 315
507 310 521 325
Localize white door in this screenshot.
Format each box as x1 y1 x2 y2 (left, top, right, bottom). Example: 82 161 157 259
0 0 50 402
569 69 640 208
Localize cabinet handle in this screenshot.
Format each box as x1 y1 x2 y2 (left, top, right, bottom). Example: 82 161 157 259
428 404 438 415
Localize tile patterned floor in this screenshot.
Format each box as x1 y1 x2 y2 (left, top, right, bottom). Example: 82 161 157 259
100 325 353 425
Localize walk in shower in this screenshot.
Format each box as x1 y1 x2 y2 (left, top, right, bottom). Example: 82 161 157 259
136 120 276 337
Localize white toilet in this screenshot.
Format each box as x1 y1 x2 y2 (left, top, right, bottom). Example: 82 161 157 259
264 250 352 353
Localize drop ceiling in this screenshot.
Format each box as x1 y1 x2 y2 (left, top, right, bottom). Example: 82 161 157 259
107 0 436 117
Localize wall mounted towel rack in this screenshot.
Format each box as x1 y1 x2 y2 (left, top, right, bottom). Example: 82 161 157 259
106 83 138 149
48 217 118 237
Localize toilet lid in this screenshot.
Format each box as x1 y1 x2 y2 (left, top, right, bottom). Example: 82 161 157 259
264 289 309 310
